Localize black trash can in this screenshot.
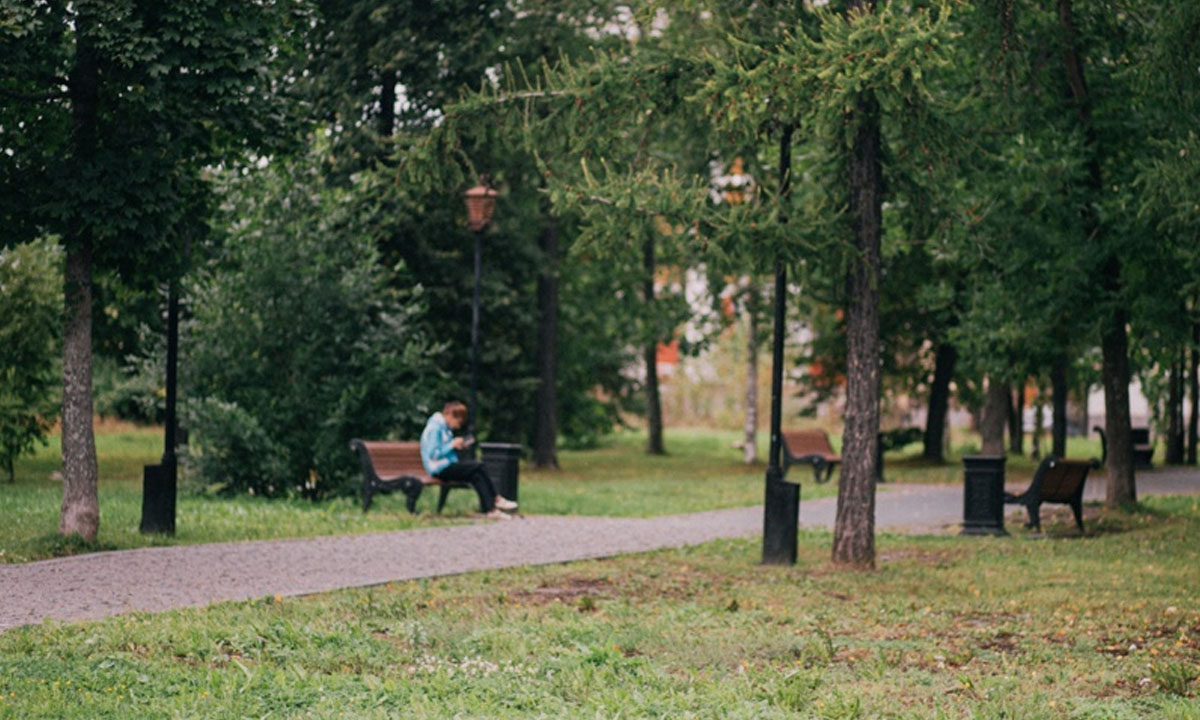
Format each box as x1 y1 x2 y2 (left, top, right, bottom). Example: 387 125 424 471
481 442 521 503
961 454 1007 536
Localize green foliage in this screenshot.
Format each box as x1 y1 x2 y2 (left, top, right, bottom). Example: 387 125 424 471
0 238 61 482
92 356 161 424
0 0 312 264
184 155 440 498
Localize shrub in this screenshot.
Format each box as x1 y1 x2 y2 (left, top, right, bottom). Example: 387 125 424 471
0 238 61 482
183 159 441 498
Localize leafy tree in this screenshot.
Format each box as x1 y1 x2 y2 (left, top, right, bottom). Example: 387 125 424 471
300 0 643 464
0 0 308 539
409 0 956 568
0 239 61 483
184 155 439 498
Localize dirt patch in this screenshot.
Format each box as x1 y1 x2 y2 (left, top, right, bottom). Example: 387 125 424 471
512 577 612 606
877 548 966 566
978 631 1020 654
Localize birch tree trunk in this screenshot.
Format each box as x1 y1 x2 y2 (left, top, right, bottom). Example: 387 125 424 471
742 283 760 464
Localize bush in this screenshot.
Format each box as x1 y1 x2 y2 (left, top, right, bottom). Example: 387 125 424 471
92 355 162 424
183 158 441 498
0 238 61 482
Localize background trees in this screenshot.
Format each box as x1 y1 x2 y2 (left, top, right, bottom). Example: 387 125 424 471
0 239 61 484
1 0 1195 554
1 0 308 539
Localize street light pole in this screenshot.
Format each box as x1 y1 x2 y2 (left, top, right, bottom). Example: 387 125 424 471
468 225 483 444
762 125 798 565
140 279 179 535
464 181 497 451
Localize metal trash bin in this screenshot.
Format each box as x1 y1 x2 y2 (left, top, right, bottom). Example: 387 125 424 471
961 454 1007 536
481 442 521 503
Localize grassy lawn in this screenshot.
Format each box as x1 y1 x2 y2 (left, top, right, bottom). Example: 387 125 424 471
2 426 830 563
1 496 1197 718
0 425 1111 564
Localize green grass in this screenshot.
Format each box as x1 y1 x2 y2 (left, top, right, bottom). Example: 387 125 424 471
0 426 1118 564
2 496 1198 718
1 427 835 563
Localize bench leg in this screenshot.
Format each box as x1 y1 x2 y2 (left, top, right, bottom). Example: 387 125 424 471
1025 502 1041 532
1069 498 1084 532
362 482 375 513
403 479 423 514
436 485 452 514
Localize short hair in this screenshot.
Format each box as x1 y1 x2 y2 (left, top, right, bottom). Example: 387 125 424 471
444 401 467 422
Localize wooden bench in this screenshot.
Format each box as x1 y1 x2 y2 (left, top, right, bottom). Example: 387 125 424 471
1003 455 1092 532
1093 425 1155 469
782 429 840 483
349 439 469 513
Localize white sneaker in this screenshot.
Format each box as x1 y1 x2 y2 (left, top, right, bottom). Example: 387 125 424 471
484 508 512 520
494 496 518 512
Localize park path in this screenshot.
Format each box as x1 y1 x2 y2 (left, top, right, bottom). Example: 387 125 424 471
2 468 1197 632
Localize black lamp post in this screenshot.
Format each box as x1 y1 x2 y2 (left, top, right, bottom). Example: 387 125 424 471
140 280 180 535
762 127 799 565
464 182 497 446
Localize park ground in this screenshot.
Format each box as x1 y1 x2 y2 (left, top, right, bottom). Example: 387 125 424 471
1 424 1104 563
2 426 1197 718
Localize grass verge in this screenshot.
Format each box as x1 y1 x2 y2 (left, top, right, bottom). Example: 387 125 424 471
0 426 1113 564
1 496 1197 718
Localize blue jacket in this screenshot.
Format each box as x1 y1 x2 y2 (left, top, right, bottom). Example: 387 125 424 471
420 412 457 476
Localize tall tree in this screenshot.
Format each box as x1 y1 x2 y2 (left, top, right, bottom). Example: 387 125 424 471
0 0 305 540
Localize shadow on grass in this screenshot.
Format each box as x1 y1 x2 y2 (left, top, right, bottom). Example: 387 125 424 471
1010 500 1182 540
32 532 120 559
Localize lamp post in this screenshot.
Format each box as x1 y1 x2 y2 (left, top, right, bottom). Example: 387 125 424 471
762 127 799 565
464 181 497 446
140 279 180 535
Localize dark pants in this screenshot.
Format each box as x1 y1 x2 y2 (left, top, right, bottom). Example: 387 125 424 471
435 462 498 512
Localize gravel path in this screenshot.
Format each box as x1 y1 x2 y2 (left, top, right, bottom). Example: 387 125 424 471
2 468 1196 632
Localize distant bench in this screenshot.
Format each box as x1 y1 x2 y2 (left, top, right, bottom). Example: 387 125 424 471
1093 425 1154 469
782 429 840 483
1004 455 1092 532
780 428 919 484
349 440 469 513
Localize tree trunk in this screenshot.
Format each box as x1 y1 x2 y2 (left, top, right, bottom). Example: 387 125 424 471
980 377 1008 455
1009 380 1024 455
1101 303 1136 507
1058 0 1135 507
59 17 100 541
1051 353 1069 457
742 282 761 464
1189 318 1198 465
923 341 956 462
532 214 560 469
1166 350 1183 464
833 2 881 570
1032 379 1046 460
643 233 665 455
378 70 396 138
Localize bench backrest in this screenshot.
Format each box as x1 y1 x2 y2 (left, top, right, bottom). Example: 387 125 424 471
359 441 429 480
783 429 838 459
1036 457 1091 502
1131 427 1151 446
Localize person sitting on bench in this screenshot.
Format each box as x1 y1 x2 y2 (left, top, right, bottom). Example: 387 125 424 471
420 401 517 519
